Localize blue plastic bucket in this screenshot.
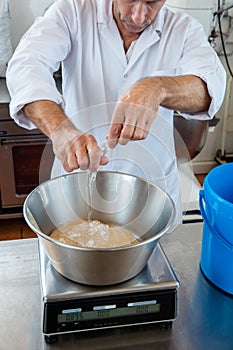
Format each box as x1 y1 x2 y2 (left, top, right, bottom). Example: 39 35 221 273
199 191 233 294
201 163 233 245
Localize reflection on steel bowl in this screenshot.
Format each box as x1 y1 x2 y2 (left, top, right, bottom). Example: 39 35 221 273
23 171 175 285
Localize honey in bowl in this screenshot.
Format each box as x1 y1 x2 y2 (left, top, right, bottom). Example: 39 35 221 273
50 219 139 249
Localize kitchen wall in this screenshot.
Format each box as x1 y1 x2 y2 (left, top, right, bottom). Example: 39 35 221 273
9 0 54 49
7 0 233 173
193 61 233 173
166 0 232 173
189 5 233 173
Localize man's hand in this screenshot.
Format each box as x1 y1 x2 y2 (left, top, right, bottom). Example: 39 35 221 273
107 78 163 148
50 120 108 173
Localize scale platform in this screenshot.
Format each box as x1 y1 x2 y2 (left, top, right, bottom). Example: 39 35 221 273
39 242 179 344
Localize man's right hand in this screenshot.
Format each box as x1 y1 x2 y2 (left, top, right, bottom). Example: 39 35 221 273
23 100 108 173
50 120 109 173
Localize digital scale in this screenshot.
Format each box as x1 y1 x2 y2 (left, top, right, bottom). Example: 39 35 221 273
39 242 180 344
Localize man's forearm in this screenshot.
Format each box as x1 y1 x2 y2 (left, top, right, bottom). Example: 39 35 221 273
147 74 211 114
22 100 74 137
108 74 212 146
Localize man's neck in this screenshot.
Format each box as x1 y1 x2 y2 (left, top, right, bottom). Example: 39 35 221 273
112 3 140 52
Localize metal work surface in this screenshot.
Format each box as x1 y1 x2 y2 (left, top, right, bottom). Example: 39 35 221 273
0 222 233 350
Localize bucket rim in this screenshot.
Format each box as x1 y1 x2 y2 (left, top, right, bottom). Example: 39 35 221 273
203 176 233 210
199 190 233 250
203 191 233 217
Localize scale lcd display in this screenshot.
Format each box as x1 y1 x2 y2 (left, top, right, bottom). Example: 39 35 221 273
58 303 161 323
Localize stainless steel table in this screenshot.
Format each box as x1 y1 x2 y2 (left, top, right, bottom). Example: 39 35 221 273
1 222 233 350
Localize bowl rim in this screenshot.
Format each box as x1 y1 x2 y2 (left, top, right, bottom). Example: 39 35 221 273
23 170 176 252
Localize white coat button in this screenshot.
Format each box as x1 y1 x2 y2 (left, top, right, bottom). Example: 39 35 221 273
123 74 128 78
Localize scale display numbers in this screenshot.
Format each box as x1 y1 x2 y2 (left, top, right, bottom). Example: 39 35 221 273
58 300 161 323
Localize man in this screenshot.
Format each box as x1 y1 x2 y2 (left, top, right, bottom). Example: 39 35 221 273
6 0 226 222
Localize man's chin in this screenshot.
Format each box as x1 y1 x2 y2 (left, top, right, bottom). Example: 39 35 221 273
125 23 148 33
125 19 151 32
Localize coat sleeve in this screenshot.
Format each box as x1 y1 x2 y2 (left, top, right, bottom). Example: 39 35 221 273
175 15 226 120
6 0 77 129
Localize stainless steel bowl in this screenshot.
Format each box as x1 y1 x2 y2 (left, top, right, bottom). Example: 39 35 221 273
23 171 175 285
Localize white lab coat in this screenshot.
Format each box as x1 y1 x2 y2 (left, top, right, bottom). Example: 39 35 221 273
6 0 226 223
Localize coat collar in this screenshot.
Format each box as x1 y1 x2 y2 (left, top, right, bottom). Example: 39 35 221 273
96 1 166 69
96 0 166 36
